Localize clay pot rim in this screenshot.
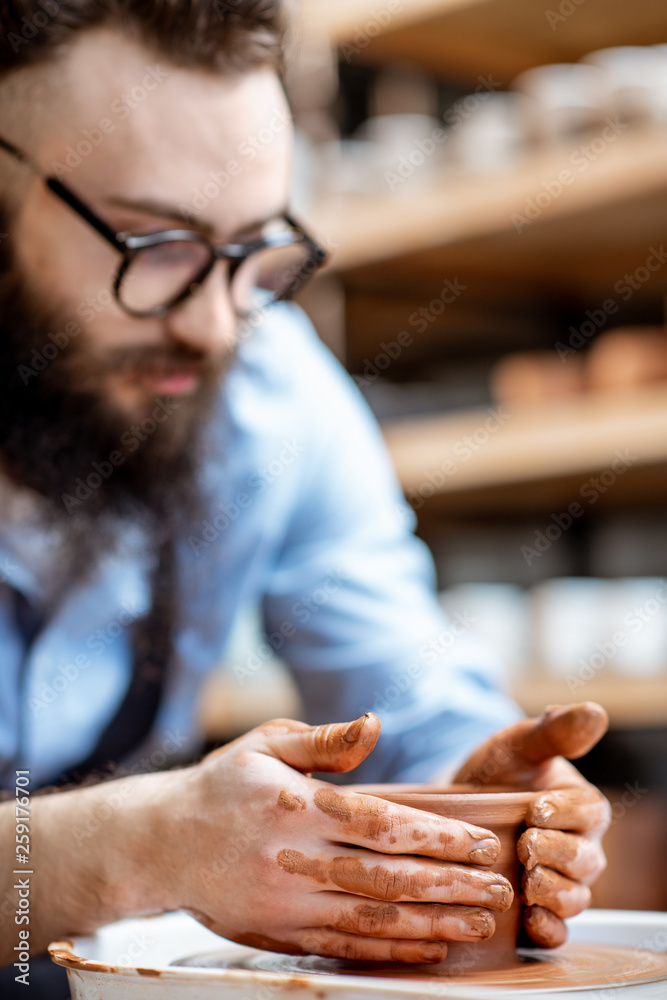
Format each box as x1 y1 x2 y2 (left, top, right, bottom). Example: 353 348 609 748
349 783 536 800
348 784 538 825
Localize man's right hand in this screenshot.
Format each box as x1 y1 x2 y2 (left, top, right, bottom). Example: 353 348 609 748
149 714 513 963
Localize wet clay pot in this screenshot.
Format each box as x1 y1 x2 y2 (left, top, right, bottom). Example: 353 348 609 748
354 783 539 971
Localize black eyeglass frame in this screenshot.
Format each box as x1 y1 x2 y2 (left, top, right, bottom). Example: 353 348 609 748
0 134 328 318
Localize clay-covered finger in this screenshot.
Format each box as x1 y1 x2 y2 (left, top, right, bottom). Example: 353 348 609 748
514 703 608 764
277 847 513 909
527 786 611 833
322 896 496 943
299 929 447 963
260 714 382 773
311 785 500 865
523 905 568 948
522 864 591 918
518 828 606 883
454 703 607 785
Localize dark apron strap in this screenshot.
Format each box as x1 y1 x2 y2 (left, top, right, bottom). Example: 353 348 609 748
53 538 176 787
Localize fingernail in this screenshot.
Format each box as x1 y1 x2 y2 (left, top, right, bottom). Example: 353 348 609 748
484 882 514 909
420 941 445 962
531 799 556 824
517 836 537 870
469 837 500 864
465 910 495 940
343 714 368 743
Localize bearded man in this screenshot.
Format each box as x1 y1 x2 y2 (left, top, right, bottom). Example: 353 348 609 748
0 3 609 997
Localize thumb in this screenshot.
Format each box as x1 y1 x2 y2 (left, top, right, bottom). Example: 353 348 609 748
514 702 608 764
455 703 608 785
259 713 382 773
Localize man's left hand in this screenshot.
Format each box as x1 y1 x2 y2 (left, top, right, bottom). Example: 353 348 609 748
453 702 611 948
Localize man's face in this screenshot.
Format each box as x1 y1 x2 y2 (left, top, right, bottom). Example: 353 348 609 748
12 29 293 421
0 29 292 552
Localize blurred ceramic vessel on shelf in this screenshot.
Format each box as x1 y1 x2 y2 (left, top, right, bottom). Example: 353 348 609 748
582 46 667 125
585 327 667 391
491 350 586 406
512 62 610 144
448 92 531 174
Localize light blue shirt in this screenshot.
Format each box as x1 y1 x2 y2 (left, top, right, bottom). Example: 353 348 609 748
0 303 521 789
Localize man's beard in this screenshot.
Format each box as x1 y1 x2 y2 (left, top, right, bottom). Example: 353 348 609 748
0 243 232 582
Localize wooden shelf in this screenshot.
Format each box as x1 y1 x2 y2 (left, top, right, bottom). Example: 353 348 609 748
382 384 667 511
301 0 667 85
310 125 667 299
300 0 471 47
513 673 667 729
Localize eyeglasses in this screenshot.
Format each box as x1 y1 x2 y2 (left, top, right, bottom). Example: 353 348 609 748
0 135 327 318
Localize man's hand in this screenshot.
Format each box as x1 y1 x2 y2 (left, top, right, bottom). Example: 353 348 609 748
453 702 611 949
153 713 515 963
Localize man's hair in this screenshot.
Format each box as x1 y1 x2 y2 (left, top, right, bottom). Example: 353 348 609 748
0 0 286 78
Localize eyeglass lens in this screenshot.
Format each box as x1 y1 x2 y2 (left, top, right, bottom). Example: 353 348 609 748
117 237 317 316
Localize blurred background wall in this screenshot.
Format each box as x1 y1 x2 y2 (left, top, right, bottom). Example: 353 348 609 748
202 0 667 912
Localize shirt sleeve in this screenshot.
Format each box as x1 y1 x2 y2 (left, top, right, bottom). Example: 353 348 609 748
260 305 523 784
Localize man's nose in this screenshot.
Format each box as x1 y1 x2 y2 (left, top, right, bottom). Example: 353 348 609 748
163 264 238 355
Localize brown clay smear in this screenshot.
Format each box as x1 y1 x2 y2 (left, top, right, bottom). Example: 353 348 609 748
313 788 354 824
276 849 508 906
314 788 500 863
307 714 381 771
277 849 328 884
313 788 408 841
316 787 438 846
278 789 307 812
277 849 439 898
334 903 401 935
329 856 440 899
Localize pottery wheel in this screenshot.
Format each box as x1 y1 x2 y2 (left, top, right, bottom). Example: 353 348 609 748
173 943 667 992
